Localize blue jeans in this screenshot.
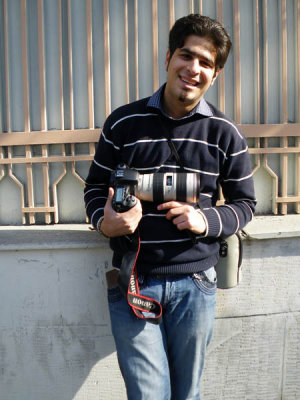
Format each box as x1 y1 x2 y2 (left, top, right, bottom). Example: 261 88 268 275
108 267 217 400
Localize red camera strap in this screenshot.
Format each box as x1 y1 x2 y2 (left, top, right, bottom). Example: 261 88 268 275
117 230 163 324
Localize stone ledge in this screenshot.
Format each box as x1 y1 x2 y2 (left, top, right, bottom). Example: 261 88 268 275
0 215 299 250
245 215 300 240
0 224 106 251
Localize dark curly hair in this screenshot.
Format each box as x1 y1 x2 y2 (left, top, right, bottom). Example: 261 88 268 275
168 14 232 70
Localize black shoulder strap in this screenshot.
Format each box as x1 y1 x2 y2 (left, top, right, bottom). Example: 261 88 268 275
158 115 202 242
158 116 185 171
166 138 185 171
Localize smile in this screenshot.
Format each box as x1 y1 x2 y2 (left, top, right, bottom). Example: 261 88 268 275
180 76 199 87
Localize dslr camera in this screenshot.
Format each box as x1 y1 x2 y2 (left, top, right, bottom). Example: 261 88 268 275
110 164 200 213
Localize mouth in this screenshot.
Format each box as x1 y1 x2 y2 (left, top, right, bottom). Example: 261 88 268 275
179 76 200 88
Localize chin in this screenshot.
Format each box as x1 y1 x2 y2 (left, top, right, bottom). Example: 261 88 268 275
178 93 199 105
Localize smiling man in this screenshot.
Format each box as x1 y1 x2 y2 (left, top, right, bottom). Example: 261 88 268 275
163 35 220 119
84 14 256 400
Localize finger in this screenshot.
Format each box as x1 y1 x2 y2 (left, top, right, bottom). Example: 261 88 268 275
157 201 184 210
172 214 185 226
165 207 184 220
174 220 188 230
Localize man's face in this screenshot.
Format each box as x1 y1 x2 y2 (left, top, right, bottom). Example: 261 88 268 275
163 35 220 118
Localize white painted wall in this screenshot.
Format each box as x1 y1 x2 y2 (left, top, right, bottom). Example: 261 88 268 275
0 217 299 400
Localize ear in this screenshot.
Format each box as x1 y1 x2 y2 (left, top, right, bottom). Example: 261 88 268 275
165 49 171 71
210 68 221 86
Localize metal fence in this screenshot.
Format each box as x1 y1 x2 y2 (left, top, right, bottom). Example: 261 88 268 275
0 0 299 224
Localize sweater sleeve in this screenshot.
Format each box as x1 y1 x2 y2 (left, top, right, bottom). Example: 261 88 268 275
84 118 120 230
200 129 256 238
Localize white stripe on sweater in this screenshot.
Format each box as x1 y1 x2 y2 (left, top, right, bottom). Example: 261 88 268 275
111 113 158 130
223 172 253 183
209 116 243 139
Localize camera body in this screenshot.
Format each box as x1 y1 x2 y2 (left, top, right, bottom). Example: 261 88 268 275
110 164 200 213
110 164 139 213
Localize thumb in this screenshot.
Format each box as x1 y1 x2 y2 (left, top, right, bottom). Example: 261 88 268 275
107 187 114 202
108 186 114 196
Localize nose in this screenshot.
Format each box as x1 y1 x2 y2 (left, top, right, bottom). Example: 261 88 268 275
187 58 200 75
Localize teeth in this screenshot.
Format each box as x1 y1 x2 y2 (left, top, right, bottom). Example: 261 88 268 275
182 78 197 86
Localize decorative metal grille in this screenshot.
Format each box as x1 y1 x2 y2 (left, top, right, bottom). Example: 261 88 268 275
0 0 299 224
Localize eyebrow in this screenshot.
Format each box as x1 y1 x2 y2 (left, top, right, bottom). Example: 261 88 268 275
179 47 215 66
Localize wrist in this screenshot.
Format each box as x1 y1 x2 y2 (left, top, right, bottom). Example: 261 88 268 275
196 209 208 236
97 217 110 238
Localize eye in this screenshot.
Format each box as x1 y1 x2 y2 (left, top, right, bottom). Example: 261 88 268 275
181 53 192 60
200 59 214 69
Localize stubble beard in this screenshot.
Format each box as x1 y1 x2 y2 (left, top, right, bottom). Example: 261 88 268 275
178 90 190 103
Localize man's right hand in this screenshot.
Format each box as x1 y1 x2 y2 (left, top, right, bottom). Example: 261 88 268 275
99 187 143 237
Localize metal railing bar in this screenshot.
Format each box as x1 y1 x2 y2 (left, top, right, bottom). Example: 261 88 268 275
169 0 174 30
217 0 225 113
67 0 74 130
7 146 26 224
1 144 300 164
276 196 300 203
52 149 67 223
298 0 300 122
42 144 51 223
263 0 268 123
0 148 5 181
21 0 35 223
38 0 47 131
249 147 300 155
3 0 10 132
0 129 101 146
233 0 241 124
22 206 56 213
152 0 159 92
86 0 95 129
70 143 86 188
58 0 64 130
251 137 261 177
21 0 30 133
0 155 95 165
134 0 139 100
38 0 50 225
25 145 35 223
255 0 261 124
124 0 130 104
199 0 203 15
190 0 194 14
241 123 300 137
281 0 288 124
280 137 288 214
297 136 300 213
263 139 279 214
295 0 300 216
103 0 111 117
1 123 300 147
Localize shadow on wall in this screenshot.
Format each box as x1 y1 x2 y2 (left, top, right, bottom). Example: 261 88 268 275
0 230 126 400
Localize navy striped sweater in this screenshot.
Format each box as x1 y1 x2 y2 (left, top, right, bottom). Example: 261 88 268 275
84 89 256 275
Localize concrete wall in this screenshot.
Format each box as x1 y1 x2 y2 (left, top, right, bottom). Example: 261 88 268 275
0 217 299 400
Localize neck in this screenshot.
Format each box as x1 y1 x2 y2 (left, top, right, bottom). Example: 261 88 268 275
162 86 200 119
162 96 191 119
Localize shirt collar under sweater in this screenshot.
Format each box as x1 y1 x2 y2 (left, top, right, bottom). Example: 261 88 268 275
147 84 213 119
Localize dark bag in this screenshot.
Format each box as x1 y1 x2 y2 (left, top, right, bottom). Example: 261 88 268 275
215 231 244 289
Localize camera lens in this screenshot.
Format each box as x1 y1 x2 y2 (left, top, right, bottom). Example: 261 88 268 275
135 172 200 203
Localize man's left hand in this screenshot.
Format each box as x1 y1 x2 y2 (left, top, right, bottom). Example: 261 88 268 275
157 201 207 235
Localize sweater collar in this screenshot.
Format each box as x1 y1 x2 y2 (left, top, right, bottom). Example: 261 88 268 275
147 84 213 119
